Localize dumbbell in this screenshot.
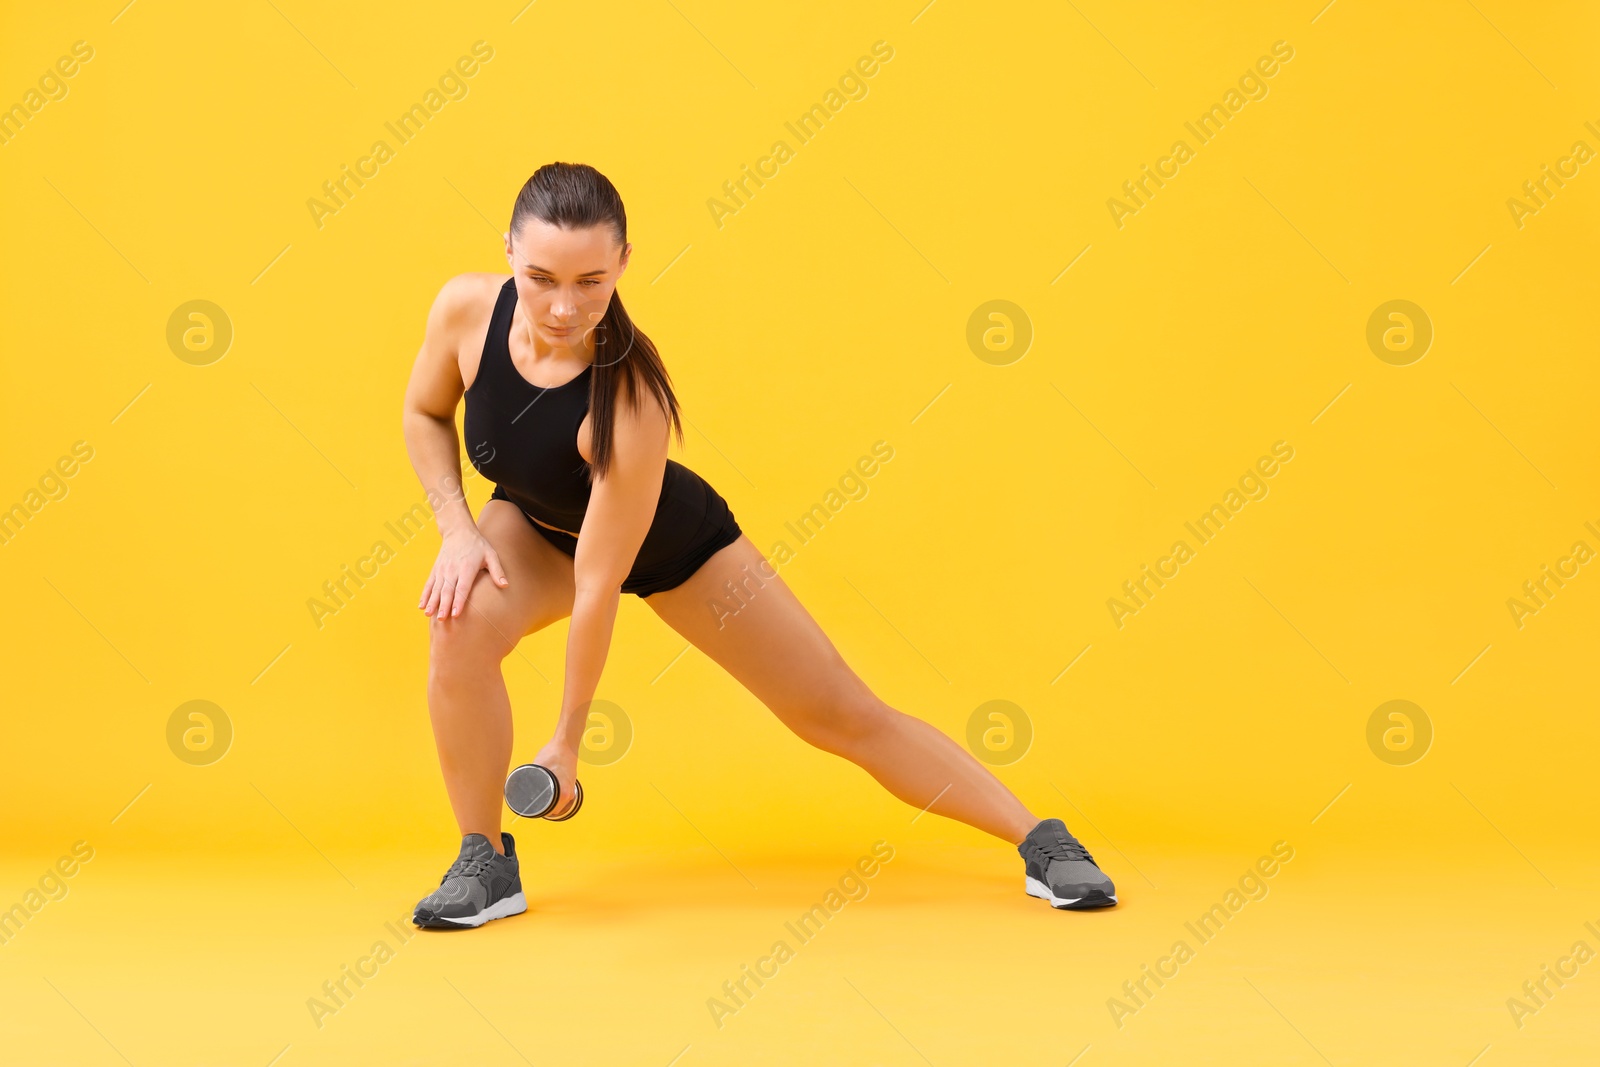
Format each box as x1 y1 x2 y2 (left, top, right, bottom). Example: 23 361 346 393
503 763 583 821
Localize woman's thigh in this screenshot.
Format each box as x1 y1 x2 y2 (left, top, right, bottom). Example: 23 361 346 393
641 535 878 744
431 498 577 654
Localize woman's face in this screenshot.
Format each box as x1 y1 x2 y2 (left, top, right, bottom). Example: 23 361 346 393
504 218 630 354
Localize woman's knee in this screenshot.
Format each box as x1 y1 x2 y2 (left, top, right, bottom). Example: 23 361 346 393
786 690 897 758
428 595 517 680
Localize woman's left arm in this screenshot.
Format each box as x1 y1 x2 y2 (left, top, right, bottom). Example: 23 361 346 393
546 384 669 774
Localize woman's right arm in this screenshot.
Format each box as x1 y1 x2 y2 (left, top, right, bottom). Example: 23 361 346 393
401 274 509 619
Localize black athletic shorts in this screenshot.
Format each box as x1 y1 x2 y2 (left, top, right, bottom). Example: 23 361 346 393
488 460 742 598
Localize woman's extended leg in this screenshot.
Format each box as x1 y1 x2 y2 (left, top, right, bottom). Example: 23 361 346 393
426 499 576 854
642 535 1040 844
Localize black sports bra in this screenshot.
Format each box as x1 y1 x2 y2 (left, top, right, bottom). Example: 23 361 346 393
463 278 595 532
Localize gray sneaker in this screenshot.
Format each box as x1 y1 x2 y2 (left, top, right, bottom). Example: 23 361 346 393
1018 818 1117 909
413 832 527 929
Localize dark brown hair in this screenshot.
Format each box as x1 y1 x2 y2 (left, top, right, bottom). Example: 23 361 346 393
509 162 683 480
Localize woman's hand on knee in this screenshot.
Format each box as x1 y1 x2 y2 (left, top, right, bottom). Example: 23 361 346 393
420 526 509 618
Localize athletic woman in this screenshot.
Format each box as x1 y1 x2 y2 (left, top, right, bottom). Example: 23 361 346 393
400 162 1116 928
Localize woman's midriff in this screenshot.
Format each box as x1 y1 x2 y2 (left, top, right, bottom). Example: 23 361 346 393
525 512 580 537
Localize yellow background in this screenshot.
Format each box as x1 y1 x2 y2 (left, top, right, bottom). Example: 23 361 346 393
2 0 1597 1063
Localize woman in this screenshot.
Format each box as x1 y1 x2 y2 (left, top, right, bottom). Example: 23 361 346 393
400 162 1115 928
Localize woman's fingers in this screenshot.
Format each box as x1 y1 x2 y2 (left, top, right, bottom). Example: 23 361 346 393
449 562 475 617
421 535 502 619
553 760 577 815
547 773 572 818
444 572 462 617
485 547 509 588
426 573 451 617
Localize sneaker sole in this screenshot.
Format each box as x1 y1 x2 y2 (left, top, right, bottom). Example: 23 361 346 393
1025 875 1117 910
414 890 528 929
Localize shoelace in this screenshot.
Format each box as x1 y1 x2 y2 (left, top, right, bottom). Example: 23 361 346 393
1036 835 1095 866
440 854 499 885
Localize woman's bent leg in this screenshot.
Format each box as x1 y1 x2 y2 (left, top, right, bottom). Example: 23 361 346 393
425 500 576 853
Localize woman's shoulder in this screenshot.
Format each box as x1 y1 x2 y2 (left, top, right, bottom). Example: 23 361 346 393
433 271 511 322
431 273 511 392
